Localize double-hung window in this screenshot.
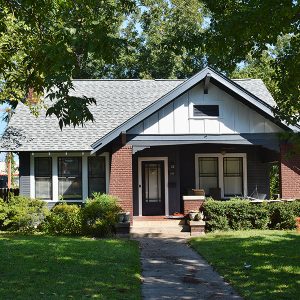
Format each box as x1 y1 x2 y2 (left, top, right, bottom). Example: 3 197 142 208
58 157 82 200
198 157 218 195
196 154 246 198
223 157 243 197
88 156 106 197
35 157 52 200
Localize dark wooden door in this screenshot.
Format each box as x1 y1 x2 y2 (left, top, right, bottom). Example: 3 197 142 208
142 161 165 216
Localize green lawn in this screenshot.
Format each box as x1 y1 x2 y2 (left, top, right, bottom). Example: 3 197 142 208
190 230 300 300
0 233 141 299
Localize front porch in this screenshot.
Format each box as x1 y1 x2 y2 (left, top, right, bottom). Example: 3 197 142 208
131 143 278 218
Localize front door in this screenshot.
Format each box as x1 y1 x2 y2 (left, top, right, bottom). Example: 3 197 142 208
142 161 165 216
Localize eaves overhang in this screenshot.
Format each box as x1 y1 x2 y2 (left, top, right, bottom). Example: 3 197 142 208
91 66 299 153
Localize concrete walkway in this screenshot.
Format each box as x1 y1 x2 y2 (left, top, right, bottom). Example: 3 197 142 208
136 235 242 300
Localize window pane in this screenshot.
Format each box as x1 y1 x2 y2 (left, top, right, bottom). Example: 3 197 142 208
145 163 161 203
198 157 218 195
88 156 105 177
58 157 82 200
88 178 106 196
58 157 81 176
88 156 106 197
58 178 82 199
224 157 243 196
35 157 52 200
35 178 52 199
35 157 51 177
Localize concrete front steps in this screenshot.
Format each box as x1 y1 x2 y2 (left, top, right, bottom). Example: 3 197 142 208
131 216 190 237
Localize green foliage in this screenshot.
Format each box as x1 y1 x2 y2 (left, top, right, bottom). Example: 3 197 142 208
203 0 300 125
204 199 269 231
81 193 122 237
269 163 280 198
1 195 49 232
268 201 300 230
0 0 135 127
0 198 8 228
203 199 299 232
41 203 82 235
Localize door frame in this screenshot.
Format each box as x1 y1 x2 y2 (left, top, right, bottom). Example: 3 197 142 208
138 157 169 216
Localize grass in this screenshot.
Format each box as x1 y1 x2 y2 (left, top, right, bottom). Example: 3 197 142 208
190 230 300 300
0 233 141 299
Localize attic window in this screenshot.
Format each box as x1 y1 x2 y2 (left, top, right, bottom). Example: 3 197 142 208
193 105 219 117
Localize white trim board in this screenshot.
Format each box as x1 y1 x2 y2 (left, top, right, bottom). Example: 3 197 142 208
138 157 169 216
30 152 110 202
195 153 247 198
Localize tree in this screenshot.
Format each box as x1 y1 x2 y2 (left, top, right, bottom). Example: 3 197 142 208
203 0 300 125
87 0 207 79
0 0 135 128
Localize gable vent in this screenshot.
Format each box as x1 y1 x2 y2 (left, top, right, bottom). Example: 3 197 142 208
193 105 219 117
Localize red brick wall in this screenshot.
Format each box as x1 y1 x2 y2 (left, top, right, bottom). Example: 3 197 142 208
280 144 300 199
109 144 133 222
183 200 205 215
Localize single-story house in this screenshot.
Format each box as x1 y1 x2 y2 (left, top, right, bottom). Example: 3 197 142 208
1 66 299 222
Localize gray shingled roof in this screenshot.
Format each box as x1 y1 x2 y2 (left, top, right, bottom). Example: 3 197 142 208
0 77 276 152
233 79 276 107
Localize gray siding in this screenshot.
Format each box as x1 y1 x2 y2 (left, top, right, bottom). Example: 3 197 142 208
19 152 30 197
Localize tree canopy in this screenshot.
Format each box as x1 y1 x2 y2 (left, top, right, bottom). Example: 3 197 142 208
203 0 300 125
0 0 134 128
0 0 299 127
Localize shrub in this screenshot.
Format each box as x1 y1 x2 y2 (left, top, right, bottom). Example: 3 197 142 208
0 198 8 229
203 199 300 232
81 193 122 237
41 203 82 235
250 203 270 229
2 195 49 232
268 201 300 229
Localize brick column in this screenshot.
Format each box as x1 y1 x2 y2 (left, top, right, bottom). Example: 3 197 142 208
183 200 205 215
109 144 133 222
280 144 300 199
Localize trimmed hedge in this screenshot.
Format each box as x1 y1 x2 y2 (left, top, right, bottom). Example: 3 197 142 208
203 199 300 232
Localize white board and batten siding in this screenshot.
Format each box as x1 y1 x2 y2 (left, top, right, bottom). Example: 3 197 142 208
128 83 283 135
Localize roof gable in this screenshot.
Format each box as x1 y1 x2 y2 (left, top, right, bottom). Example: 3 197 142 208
91 66 292 153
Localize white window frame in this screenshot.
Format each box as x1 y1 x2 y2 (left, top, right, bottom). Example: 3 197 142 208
30 152 110 202
138 157 169 216
195 153 247 198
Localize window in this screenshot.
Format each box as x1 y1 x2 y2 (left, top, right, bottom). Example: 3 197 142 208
198 157 218 195
58 157 82 200
193 105 219 117
88 156 106 197
224 157 243 196
196 154 246 198
35 157 52 200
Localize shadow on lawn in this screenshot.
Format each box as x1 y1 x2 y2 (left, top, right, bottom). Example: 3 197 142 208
190 232 300 300
0 234 140 299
